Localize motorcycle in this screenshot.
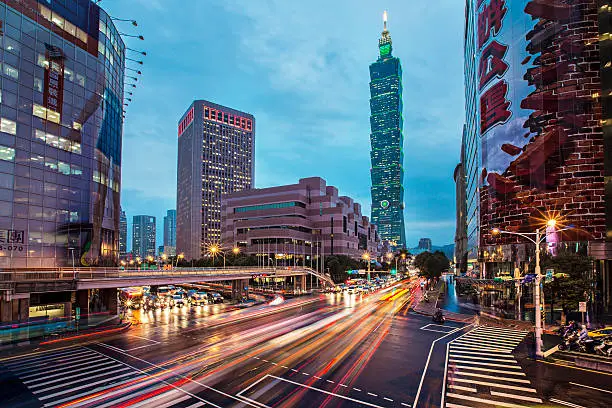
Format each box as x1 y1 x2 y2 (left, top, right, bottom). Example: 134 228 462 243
432 310 445 324
594 335 612 357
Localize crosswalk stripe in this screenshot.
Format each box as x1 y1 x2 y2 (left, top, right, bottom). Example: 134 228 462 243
474 329 526 339
448 349 516 358
37 371 138 400
449 353 517 363
10 350 95 372
445 403 473 408
451 370 531 383
87 379 171 408
453 365 526 376
448 384 477 393
43 375 147 407
451 377 537 393
490 390 543 403
31 367 133 392
128 390 182 408
452 338 514 349
461 334 522 345
24 361 121 385
446 392 529 408
153 395 191 408
20 357 114 380
450 344 511 354
16 355 105 376
3 348 86 367
449 359 522 369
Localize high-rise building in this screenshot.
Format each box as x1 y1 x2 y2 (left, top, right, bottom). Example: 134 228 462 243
418 238 432 252
132 216 155 259
221 177 379 263
163 209 176 247
0 0 125 268
454 145 467 275
369 11 406 250
119 208 127 258
462 0 611 314
176 101 254 260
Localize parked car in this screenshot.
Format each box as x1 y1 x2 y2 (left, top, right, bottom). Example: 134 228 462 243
192 291 209 305
209 292 224 303
169 294 185 308
589 327 612 338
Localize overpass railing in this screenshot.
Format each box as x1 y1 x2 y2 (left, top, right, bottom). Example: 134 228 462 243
0 266 334 284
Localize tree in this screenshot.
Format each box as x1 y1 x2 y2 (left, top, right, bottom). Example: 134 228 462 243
325 255 360 283
540 252 592 320
414 251 449 279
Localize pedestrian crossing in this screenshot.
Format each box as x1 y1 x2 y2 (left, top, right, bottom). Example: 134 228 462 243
444 326 544 408
1 347 208 408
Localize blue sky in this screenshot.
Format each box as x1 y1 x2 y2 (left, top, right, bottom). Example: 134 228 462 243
103 0 465 251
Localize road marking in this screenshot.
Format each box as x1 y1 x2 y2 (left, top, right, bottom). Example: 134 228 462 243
291 369 298 372
23 361 121 385
449 353 517 363
448 359 521 369
253 356 260 359
453 365 526 376
4 348 89 367
448 384 477 392
451 371 531 383
413 324 468 408
37 371 137 399
452 377 536 393
383 397 393 401
262 359 268 362
549 398 587 408
302 372 309 376
30 367 132 391
145 395 191 408
19 355 108 377
11 351 97 372
450 344 512 353
367 392 378 397
339 384 347 388
270 362 277 365
327 380 334 383
128 390 182 408
314 376 322 379
353 388 362 391
489 390 543 403
445 392 529 408
268 375 384 408
448 348 517 358
446 403 476 408
420 327 454 334
184 403 206 408
281 365 288 369
401 403 411 407
569 382 612 395
236 375 270 396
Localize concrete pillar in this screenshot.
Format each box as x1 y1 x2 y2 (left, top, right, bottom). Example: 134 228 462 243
0 293 30 323
76 289 90 319
232 279 249 301
295 275 306 293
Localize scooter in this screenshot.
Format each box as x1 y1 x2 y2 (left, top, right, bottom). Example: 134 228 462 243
432 310 445 324
594 335 612 357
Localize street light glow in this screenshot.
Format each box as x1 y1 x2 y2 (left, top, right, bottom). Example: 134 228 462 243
232 247 240 255
386 252 393 261
492 228 501 236
362 252 370 261
547 219 557 227
209 244 219 255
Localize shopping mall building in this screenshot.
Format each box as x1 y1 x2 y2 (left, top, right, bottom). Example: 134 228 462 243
221 177 380 267
0 0 124 269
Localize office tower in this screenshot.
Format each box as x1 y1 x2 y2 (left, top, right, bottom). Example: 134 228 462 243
163 209 176 247
132 216 156 259
418 238 432 252
369 11 406 250
176 101 254 260
0 0 125 268
119 208 127 258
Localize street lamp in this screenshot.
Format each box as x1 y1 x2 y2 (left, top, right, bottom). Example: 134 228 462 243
491 218 573 359
386 252 397 274
362 252 371 282
175 253 184 268
208 244 226 268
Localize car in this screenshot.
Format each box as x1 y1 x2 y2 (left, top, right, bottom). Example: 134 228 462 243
588 327 612 338
209 292 224 303
170 294 185 308
192 291 209 305
347 286 356 294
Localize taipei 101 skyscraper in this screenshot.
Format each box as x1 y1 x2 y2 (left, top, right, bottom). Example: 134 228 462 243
369 11 406 249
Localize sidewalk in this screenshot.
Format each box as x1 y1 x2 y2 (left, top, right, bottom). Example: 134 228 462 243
412 280 474 323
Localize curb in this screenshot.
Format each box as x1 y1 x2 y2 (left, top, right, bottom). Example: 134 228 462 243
38 322 131 345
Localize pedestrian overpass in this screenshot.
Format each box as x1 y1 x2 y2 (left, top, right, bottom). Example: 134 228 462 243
0 267 334 323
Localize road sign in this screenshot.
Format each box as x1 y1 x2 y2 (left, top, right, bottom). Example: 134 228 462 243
75 306 80 321
579 302 587 312
545 269 553 283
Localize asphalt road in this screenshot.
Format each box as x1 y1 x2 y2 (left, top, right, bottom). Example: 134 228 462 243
1 280 610 408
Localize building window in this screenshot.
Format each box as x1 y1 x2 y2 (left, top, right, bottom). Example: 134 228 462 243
0 146 15 162
0 118 17 135
33 104 61 124
2 63 19 80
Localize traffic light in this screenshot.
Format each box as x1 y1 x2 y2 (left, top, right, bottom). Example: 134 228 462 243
390 268 397 275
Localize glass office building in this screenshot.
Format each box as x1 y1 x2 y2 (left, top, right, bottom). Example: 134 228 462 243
463 0 480 271
176 100 254 260
368 13 406 249
0 0 124 268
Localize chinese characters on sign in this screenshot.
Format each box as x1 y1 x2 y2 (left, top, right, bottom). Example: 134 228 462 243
0 229 25 251
478 0 511 135
43 46 65 117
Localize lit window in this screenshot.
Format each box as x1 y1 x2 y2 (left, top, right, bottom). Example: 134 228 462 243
33 104 46 119
64 20 76 37
51 13 65 29
58 161 70 175
34 77 43 92
76 29 88 44
0 118 17 135
73 122 82 131
0 146 15 162
37 54 48 68
39 5 51 21
47 110 60 124
3 63 19 80
76 73 85 87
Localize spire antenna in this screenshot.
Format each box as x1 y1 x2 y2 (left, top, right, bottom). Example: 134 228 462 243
383 10 388 31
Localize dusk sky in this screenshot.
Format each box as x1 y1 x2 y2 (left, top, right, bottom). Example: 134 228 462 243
104 0 465 251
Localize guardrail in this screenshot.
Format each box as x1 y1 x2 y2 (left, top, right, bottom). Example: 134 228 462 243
0 266 333 284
